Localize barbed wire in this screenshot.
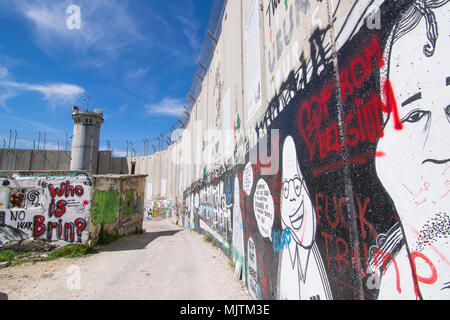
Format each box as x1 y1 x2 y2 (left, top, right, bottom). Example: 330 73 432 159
0 0 227 159
134 0 227 155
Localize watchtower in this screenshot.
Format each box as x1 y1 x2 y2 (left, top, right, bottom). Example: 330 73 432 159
70 105 104 173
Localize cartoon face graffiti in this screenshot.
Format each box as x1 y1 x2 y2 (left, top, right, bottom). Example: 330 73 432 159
376 0 450 299
281 136 316 247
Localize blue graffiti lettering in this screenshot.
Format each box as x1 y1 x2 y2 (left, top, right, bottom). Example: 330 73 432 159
273 229 291 252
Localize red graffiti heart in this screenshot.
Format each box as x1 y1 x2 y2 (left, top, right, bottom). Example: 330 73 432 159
298 97 323 160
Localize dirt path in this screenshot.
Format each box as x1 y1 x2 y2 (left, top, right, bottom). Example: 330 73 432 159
0 219 250 300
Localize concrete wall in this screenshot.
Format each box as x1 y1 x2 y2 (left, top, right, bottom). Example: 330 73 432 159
0 173 92 245
0 172 146 246
89 174 146 241
133 0 450 300
0 149 72 171
0 149 127 175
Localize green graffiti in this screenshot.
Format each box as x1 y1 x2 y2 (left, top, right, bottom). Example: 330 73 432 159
91 190 120 225
122 189 135 218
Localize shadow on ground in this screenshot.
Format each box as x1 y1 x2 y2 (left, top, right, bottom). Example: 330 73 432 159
98 229 183 252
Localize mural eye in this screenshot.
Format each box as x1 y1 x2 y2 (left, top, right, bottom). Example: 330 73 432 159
402 109 430 124
283 181 289 199
293 178 302 197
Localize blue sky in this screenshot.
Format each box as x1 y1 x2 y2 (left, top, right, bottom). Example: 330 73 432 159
0 0 213 156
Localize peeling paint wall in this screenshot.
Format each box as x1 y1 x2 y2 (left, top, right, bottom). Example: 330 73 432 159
89 175 146 241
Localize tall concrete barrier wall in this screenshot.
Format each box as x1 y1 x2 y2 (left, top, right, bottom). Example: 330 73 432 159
136 0 449 300
0 149 127 175
0 149 72 171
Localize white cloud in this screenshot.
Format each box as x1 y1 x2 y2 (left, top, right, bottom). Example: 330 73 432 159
22 2 65 34
145 97 186 117
171 0 202 51
0 62 84 110
126 66 150 79
0 66 9 79
0 79 85 110
23 82 85 104
112 150 127 157
174 14 201 50
0 66 14 111
4 115 60 133
11 0 149 60
0 55 26 69
0 90 16 112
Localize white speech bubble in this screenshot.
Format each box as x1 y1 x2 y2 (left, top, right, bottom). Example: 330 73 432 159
194 193 199 209
243 162 254 196
253 179 275 241
247 237 258 300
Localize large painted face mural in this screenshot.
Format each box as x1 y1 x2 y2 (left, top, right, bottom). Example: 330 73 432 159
376 0 450 299
181 0 449 300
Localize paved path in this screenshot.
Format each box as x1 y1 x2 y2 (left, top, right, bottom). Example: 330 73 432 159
0 219 250 300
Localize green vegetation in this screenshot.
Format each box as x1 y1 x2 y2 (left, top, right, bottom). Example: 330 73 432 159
43 244 97 260
0 250 15 262
96 224 143 246
0 244 98 268
96 224 122 246
203 234 220 249
204 234 213 243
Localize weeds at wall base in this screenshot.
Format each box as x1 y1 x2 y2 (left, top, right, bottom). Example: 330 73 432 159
202 234 221 249
0 250 15 263
228 260 236 271
95 224 143 246
96 224 122 246
0 244 98 268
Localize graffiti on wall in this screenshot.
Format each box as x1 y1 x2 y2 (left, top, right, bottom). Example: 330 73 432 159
91 190 119 225
0 174 91 246
182 0 449 300
122 189 136 218
91 188 143 225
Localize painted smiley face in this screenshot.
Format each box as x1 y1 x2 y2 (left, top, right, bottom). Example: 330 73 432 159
281 136 316 247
